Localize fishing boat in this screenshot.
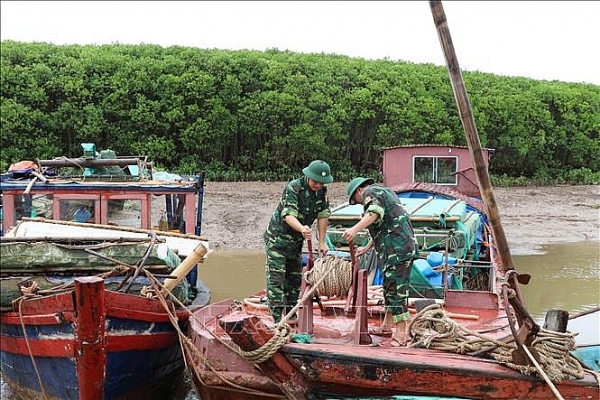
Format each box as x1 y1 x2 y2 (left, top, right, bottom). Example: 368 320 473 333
1 142 210 289
0 145 211 399
181 2 599 399
183 163 598 399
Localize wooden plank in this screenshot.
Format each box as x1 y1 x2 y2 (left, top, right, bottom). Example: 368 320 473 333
74 277 106 399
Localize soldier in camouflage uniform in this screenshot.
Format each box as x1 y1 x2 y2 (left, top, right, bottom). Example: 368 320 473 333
264 160 333 324
343 177 417 346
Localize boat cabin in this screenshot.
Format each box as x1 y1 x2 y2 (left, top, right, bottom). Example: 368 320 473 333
0 144 205 237
380 144 494 199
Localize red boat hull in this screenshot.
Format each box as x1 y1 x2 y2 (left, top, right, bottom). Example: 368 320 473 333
185 290 599 400
1 277 190 400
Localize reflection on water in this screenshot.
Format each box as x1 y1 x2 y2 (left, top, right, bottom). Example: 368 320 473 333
2 241 598 399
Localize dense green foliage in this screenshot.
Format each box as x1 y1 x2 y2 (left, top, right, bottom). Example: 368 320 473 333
1 41 599 184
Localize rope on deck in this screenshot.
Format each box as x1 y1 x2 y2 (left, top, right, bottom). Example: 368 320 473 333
409 303 586 383
236 255 348 365
238 324 292 364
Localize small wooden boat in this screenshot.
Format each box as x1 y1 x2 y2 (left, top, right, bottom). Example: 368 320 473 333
0 235 209 399
1 142 210 293
184 213 598 399
181 145 598 399
182 2 599 399
0 145 212 399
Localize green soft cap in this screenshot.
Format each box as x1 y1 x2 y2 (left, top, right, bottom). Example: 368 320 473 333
346 177 374 204
302 160 333 184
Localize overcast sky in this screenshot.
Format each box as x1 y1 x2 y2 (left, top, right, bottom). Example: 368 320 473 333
1 1 598 85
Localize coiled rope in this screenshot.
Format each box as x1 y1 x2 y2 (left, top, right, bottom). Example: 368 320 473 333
304 255 353 298
409 304 586 382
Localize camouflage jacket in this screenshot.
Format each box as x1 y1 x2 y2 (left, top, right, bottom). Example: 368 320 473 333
361 185 416 263
264 177 331 242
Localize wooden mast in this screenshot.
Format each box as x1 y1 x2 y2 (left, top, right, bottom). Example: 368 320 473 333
428 0 516 272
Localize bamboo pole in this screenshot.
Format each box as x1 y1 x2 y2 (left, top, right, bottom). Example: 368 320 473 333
428 1 516 272
161 242 208 295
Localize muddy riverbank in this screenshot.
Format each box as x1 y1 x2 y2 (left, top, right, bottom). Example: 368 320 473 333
201 182 599 255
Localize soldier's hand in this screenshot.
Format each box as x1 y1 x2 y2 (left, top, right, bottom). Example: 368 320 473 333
318 243 329 258
356 246 367 257
342 227 357 243
301 225 312 240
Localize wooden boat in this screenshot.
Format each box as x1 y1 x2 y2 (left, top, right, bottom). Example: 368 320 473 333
0 235 209 399
0 145 212 399
1 142 210 286
183 191 598 399
181 2 599 399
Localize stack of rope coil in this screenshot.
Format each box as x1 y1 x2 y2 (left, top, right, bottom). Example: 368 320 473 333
304 255 352 298
409 304 585 382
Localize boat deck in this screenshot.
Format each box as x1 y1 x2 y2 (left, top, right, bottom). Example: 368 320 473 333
186 293 599 400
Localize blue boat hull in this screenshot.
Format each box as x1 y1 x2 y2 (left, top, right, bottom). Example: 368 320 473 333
572 344 600 372
0 278 189 400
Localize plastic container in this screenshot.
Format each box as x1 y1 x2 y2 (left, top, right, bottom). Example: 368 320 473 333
413 259 436 277
427 251 457 266
426 252 444 267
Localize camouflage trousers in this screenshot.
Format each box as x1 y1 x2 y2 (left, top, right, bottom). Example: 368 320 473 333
264 237 303 323
383 259 413 323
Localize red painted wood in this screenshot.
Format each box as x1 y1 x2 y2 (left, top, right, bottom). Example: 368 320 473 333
0 312 72 325
0 335 74 357
279 339 599 399
293 350 598 399
107 306 179 323
298 264 314 334
6 292 74 315
222 315 309 398
105 332 179 352
445 288 499 310
353 270 371 345
2 194 16 233
104 291 177 314
74 277 106 400
1 295 184 330
183 193 196 234
0 331 179 357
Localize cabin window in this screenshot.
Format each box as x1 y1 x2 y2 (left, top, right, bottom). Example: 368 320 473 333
413 156 458 185
12 194 54 220
59 199 96 223
107 199 142 228
151 194 187 232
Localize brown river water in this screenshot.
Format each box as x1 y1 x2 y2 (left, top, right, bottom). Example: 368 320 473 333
1 241 598 399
